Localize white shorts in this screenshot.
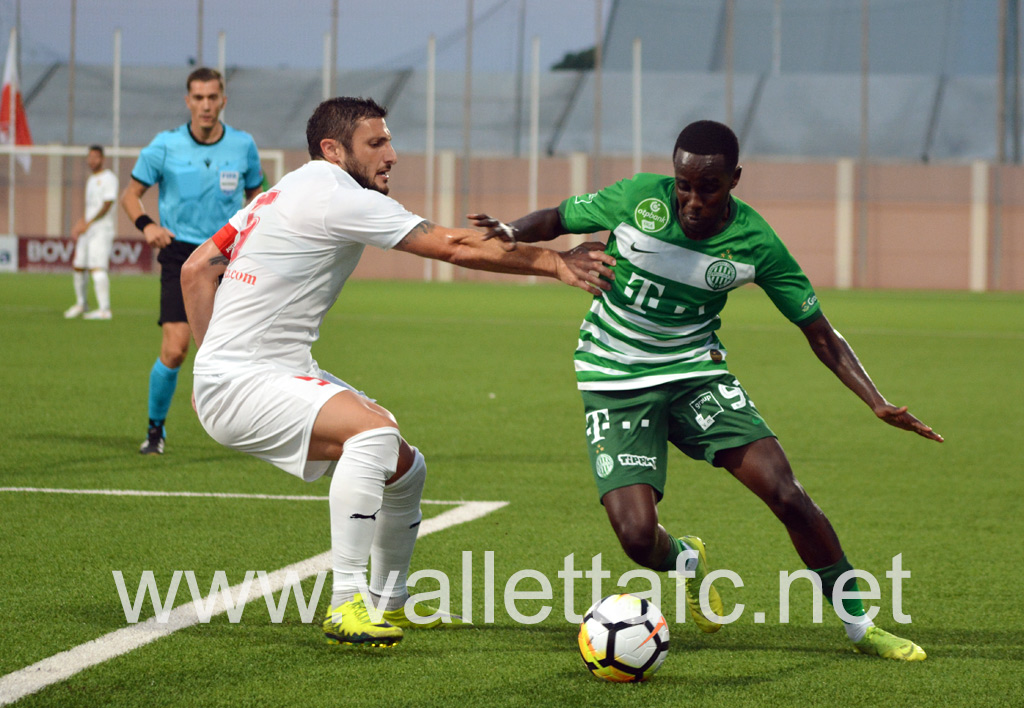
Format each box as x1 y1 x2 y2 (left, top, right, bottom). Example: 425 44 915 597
194 366 369 482
73 228 114 270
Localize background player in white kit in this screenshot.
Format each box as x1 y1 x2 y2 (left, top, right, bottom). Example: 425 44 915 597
181 97 615 647
64 145 118 320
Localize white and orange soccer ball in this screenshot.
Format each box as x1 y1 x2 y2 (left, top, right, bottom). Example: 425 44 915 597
577 593 670 682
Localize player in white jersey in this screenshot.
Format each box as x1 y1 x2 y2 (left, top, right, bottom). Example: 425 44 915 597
64 145 118 320
181 97 615 647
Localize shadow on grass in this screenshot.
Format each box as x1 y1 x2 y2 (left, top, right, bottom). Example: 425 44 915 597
429 451 584 466
21 431 141 450
428 621 1024 664
892 627 1024 661
16 431 240 465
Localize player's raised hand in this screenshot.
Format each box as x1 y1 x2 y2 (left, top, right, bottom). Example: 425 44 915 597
468 213 517 251
873 403 944 442
556 242 616 296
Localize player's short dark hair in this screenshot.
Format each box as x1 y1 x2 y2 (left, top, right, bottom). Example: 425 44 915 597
673 121 739 171
186 67 224 93
87 144 104 156
306 97 388 159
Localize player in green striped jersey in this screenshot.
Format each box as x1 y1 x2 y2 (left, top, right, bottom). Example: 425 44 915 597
472 120 942 661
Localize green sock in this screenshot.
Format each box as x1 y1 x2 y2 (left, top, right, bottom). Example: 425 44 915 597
811 554 866 619
655 535 686 572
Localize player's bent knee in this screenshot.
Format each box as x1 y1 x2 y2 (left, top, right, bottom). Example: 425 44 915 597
161 352 188 369
767 481 815 524
353 408 401 438
389 440 418 483
160 340 189 361
602 484 662 566
613 520 660 566
388 443 425 486
309 391 402 462
338 426 402 481
160 327 191 368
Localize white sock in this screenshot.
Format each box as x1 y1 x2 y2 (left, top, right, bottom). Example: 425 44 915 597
328 427 400 609
73 270 88 306
92 269 110 311
369 447 426 611
844 614 874 642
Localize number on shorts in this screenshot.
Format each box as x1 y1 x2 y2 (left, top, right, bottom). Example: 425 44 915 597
717 381 747 410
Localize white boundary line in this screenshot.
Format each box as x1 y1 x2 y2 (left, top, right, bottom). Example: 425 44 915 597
0 486 481 504
0 494 507 706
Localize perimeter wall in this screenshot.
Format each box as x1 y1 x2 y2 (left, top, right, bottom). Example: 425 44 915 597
2 151 1021 291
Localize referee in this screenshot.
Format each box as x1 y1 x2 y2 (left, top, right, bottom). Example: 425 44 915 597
121 67 263 455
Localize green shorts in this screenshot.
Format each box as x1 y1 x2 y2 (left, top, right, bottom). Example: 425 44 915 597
580 374 775 502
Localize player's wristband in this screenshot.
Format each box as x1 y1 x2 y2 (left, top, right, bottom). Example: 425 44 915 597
134 214 155 233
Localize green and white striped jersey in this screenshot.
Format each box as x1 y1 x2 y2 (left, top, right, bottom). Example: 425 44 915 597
559 173 822 391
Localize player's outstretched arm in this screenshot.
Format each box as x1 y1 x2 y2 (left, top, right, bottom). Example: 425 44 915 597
180 238 228 349
470 207 567 246
800 315 943 442
393 220 615 296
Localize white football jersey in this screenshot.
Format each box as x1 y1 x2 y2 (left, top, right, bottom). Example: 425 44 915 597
84 169 118 239
194 160 423 376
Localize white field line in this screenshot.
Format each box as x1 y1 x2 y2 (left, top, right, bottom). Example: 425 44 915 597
0 486 481 504
0 494 507 706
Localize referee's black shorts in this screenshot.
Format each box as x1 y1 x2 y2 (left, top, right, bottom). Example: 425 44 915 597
156 239 200 326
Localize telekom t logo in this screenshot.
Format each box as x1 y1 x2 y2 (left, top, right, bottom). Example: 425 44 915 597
623 273 664 313
586 409 611 444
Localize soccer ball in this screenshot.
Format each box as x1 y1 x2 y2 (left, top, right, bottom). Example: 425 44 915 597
577 593 670 682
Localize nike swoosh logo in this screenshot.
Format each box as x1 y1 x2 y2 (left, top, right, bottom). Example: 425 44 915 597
628 243 659 254
639 616 667 647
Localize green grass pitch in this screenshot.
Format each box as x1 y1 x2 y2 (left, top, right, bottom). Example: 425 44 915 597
0 273 1021 707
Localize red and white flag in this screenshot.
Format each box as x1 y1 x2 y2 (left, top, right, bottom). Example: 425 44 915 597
0 34 32 172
